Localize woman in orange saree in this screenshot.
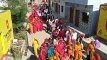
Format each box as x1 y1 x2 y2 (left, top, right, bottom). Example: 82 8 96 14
50 50 60 60
74 41 82 60
67 44 74 59
87 41 95 59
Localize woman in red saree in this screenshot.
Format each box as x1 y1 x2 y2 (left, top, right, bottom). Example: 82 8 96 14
59 28 65 40
29 10 38 33
36 16 43 31
32 9 43 32
32 17 40 33
94 53 101 60
90 52 101 60
29 14 35 33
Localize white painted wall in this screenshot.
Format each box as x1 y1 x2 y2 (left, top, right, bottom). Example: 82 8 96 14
88 0 107 11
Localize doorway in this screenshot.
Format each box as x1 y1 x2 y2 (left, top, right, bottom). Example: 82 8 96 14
58 5 60 14
55 3 58 13
69 7 74 23
75 10 80 27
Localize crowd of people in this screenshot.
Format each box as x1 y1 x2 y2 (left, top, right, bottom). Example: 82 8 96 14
28 1 101 60
27 2 44 33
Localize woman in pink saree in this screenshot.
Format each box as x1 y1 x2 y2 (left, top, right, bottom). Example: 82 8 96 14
39 46 46 60
55 39 65 57
39 43 49 60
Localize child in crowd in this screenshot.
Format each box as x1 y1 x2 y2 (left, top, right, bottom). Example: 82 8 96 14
32 38 40 57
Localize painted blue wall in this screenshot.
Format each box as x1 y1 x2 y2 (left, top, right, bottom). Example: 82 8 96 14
88 0 107 34
91 11 99 34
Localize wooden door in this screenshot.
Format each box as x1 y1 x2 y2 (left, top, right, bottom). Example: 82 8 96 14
58 5 60 14
55 3 57 12
69 7 74 23
75 10 80 27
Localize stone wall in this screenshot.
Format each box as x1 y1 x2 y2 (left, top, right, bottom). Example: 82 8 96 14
65 2 94 34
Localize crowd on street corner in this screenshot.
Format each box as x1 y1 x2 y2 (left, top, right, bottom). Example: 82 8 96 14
26 1 102 60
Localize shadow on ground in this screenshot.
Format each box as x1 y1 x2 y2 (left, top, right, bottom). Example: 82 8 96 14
27 55 39 60
28 46 35 54
27 46 39 60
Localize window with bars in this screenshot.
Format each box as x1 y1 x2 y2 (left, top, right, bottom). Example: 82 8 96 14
82 12 89 23
61 6 63 12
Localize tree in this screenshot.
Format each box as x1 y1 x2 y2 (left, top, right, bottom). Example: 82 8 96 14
8 0 28 33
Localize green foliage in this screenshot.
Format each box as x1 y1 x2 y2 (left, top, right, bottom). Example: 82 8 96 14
8 0 28 33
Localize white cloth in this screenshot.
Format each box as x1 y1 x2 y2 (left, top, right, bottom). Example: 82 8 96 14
55 19 58 23
72 32 77 40
81 43 83 50
54 39 58 45
36 11 41 16
66 31 69 37
44 9 48 13
49 20 52 25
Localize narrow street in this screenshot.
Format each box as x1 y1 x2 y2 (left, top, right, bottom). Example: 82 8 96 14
23 1 107 60
22 31 50 60
1 0 107 60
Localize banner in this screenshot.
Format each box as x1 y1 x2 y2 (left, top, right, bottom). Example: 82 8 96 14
97 5 107 40
0 10 14 59
0 34 3 59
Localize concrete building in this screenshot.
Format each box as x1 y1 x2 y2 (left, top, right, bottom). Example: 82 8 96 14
51 0 107 35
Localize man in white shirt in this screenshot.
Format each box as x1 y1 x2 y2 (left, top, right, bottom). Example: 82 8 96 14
72 31 77 40
72 30 77 44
